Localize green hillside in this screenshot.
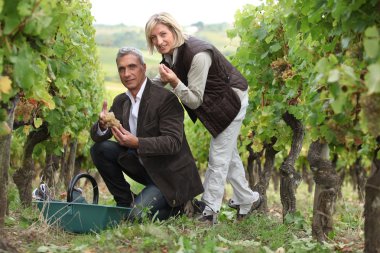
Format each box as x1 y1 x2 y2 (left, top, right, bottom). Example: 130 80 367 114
97 46 160 82
95 24 147 48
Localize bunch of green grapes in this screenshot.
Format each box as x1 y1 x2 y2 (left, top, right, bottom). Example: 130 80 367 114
270 59 294 81
104 112 121 128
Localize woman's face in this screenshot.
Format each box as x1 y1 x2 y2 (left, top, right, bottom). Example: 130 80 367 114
150 23 175 55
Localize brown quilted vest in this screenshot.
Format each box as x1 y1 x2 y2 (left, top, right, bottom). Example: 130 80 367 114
161 36 248 137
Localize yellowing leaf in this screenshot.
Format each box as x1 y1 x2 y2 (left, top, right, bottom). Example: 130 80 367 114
252 137 264 152
61 133 71 146
0 76 12 93
23 125 31 135
41 98 56 109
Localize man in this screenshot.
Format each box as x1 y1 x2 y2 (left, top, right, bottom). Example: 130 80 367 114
90 47 203 221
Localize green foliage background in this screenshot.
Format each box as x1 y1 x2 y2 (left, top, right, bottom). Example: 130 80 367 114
0 0 105 187
228 0 380 170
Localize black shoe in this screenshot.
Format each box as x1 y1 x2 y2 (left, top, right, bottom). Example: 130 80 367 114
236 195 264 221
228 199 241 218
193 199 206 214
250 195 263 211
182 199 206 217
197 213 217 225
228 199 240 210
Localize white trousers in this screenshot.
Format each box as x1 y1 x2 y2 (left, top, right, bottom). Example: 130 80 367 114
201 91 259 214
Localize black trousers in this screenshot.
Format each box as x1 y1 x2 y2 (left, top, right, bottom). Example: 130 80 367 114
90 140 180 221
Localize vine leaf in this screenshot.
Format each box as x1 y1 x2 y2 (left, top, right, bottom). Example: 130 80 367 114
364 26 379 59
328 69 340 83
34 118 43 128
365 63 380 94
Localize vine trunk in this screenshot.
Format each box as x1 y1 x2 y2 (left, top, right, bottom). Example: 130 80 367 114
364 146 380 253
13 124 49 206
307 140 340 242
252 138 277 212
280 111 304 220
0 98 17 230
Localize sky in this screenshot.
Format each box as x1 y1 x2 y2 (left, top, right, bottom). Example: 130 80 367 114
90 0 263 27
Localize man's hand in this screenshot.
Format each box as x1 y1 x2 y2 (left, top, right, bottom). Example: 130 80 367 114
159 64 180 88
111 125 139 148
183 200 195 218
98 101 108 130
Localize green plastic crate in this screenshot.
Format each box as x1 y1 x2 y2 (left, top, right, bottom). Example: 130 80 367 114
35 201 131 233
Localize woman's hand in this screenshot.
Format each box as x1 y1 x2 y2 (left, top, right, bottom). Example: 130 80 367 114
159 64 180 88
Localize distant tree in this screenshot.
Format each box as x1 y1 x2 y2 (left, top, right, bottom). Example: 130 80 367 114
191 21 204 30
113 31 146 48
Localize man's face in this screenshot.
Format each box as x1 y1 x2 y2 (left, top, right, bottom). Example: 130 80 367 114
117 54 146 95
150 23 175 55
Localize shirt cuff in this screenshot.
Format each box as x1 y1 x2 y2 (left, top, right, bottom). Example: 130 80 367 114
96 123 109 136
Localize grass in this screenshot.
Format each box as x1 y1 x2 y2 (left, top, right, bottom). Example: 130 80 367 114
3 179 364 253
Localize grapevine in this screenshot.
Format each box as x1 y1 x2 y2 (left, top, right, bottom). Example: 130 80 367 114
228 0 379 247
0 0 105 209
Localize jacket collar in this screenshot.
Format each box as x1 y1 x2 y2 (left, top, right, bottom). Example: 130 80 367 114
136 78 152 136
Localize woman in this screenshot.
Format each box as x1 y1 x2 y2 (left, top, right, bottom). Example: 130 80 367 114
145 12 262 224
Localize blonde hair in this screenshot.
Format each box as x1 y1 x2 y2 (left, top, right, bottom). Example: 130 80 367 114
145 12 188 54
